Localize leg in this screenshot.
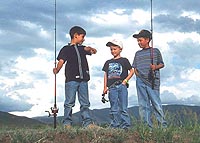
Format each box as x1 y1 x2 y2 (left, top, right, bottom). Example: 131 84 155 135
136 77 152 128
147 86 167 128
78 81 92 127
118 84 130 129
108 87 120 128
63 81 78 126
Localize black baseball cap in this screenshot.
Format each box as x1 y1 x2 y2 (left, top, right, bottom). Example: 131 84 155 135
133 29 152 40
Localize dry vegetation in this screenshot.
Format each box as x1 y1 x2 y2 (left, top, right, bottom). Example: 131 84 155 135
0 124 199 143
0 108 200 143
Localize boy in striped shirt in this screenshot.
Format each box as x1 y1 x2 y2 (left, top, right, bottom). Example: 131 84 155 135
132 29 167 128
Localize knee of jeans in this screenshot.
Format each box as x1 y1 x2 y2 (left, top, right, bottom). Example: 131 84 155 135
121 110 128 115
80 104 90 110
64 102 75 108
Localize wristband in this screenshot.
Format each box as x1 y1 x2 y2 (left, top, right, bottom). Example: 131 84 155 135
124 79 128 83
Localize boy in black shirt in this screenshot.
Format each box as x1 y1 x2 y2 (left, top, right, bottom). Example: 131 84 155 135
53 26 97 128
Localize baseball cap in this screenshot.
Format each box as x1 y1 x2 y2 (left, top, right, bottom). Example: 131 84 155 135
106 39 123 49
133 29 152 40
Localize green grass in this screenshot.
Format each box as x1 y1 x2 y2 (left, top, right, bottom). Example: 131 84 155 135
0 109 200 143
0 124 199 143
0 123 200 143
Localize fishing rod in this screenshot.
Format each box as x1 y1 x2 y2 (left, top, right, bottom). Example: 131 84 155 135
150 0 155 89
46 0 58 129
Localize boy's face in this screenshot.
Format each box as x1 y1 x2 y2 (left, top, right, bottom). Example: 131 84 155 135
110 45 122 58
74 33 85 45
137 37 150 49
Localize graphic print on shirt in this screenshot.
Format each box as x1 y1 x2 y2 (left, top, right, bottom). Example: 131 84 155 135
108 62 122 79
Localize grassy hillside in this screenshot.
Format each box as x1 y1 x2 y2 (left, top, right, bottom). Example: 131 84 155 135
1 105 200 128
34 105 200 126
0 105 200 142
0 111 44 128
0 119 199 143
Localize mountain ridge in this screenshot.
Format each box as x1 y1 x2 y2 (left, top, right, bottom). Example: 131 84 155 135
1 105 199 128
34 104 200 125
0 111 45 128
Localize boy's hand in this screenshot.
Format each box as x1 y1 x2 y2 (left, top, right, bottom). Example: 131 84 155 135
103 87 108 94
53 59 64 74
90 48 97 54
150 64 157 71
53 68 58 74
84 46 97 54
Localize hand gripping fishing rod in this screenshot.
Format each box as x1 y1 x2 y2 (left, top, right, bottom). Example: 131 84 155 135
45 0 58 129
150 0 156 89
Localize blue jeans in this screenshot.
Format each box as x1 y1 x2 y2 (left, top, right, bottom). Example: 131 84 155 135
108 84 131 129
136 77 167 128
63 81 92 127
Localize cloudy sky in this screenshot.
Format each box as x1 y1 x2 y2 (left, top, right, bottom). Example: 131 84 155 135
0 0 200 118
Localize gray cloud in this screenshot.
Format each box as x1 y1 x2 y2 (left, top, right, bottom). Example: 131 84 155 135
0 93 33 112
155 14 199 33
0 0 200 115
91 66 103 78
161 90 179 104
169 39 200 67
161 90 200 106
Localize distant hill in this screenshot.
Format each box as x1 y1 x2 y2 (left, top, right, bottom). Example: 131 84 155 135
1 105 199 128
34 105 200 126
0 111 45 128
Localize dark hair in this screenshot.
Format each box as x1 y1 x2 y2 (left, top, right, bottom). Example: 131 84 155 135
69 26 86 39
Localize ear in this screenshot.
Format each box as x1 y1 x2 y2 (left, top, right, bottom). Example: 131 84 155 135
74 33 78 38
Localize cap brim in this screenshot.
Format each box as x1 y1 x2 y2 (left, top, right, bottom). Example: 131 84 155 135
133 34 140 38
106 42 117 47
133 34 152 40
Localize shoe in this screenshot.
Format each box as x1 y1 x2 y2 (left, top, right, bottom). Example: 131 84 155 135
64 124 72 129
122 127 130 131
86 124 101 129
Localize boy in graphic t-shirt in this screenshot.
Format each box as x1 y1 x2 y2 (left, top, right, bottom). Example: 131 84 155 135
102 39 134 130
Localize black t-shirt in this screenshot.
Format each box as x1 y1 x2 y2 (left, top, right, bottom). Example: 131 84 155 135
57 44 91 82
102 57 132 87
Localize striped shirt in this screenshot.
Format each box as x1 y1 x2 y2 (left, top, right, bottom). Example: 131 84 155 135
132 48 164 90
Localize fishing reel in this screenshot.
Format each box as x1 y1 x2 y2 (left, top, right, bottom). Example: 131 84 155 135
45 106 59 117
101 93 109 103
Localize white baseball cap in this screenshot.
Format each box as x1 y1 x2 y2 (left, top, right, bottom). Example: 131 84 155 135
106 39 123 49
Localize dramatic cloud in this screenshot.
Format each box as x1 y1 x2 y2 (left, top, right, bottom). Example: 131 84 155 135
0 0 199 117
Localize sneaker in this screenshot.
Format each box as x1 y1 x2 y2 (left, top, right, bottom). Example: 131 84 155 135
64 124 72 129
86 124 101 129
122 127 130 131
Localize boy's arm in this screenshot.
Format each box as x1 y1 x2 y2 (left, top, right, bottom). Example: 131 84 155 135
84 46 97 54
150 49 164 70
150 63 164 71
122 68 134 85
53 59 64 74
103 72 108 94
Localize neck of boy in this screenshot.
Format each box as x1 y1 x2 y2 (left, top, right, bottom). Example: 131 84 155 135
70 39 79 46
70 42 77 45
113 55 121 59
143 45 150 49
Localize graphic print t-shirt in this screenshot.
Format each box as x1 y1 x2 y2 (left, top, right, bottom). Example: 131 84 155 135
108 62 122 79
102 57 132 87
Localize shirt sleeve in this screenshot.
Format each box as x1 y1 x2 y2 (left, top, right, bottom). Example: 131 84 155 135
124 58 132 70
82 45 92 56
57 46 68 62
102 61 108 72
132 53 137 68
156 48 164 65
